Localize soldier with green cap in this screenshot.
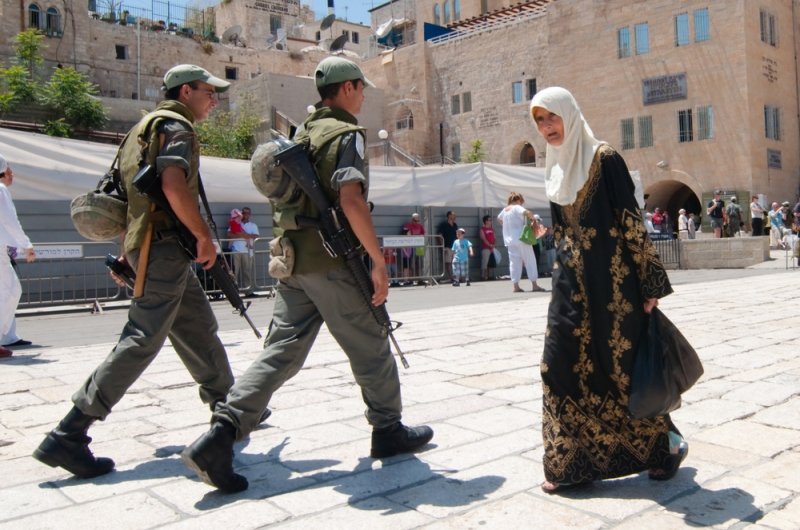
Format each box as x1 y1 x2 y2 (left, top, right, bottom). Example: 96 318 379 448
181 55 434 493
33 64 239 479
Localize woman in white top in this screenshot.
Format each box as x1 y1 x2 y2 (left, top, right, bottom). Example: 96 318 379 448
497 191 544 293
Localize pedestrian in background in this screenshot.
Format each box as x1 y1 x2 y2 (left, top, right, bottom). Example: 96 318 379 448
451 227 473 286
437 210 458 280
0 154 36 358
726 197 743 237
227 206 259 297
706 190 725 238
769 202 783 249
678 208 689 240
497 192 544 293
750 196 766 236
531 87 686 494
401 212 425 284
479 215 496 281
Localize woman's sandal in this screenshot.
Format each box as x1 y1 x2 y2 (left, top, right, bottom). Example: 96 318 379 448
540 480 592 494
648 441 689 481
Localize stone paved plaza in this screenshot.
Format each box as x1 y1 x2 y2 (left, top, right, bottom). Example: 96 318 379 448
1 252 799 529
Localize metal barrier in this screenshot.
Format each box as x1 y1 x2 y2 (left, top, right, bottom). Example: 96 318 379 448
14 234 449 309
652 238 681 267
380 234 445 286
17 241 123 309
215 237 276 298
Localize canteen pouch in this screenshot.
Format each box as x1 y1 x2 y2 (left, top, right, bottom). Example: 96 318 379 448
268 236 295 279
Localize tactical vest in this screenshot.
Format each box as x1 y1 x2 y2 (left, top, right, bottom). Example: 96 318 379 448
275 113 365 275
120 102 198 254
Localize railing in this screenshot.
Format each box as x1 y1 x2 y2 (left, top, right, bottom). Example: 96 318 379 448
427 5 548 47
92 1 214 41
380 234 445 285
13 235 453 309
652 237 681 267
17 241 124 309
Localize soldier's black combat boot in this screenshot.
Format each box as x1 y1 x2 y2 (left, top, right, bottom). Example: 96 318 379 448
181 420 248 493
370 422 434 458
33 406 115 478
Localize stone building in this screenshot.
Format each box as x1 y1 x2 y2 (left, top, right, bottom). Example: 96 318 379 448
2 0 798 211
360 0 799 215
0 0 370 105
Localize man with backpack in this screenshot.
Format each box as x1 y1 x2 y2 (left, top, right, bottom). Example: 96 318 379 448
33 65 237 478
726 196 743 237
181 56 433 493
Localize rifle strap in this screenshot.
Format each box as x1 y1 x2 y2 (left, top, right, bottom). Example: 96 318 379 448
197 176 233 274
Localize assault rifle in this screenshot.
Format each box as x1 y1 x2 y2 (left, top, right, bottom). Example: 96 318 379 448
131 165 262 338
272 137 409 368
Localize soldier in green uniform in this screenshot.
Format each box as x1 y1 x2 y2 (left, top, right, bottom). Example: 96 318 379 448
33 65 236 478
181 57 434 493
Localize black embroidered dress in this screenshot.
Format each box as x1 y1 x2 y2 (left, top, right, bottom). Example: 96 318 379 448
541 145 675 485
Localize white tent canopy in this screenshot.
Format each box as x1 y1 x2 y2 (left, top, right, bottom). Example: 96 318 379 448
0 128 548 209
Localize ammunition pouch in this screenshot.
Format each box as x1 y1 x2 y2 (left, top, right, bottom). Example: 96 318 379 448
268 236 295 279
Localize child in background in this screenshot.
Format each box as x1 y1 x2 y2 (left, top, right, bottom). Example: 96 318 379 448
229 209 244 238
383 246 399 287
451 228 474 286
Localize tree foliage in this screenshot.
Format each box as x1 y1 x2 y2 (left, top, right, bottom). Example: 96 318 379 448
0 29 108 135
0 65 36 111
195 107 259 159
14 29 45 77
40 67 107 129
464 139 486 163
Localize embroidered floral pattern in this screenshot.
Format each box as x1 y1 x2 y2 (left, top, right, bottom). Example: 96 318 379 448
541 146 672 484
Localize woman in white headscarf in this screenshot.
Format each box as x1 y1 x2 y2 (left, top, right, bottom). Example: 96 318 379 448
530 87 686 494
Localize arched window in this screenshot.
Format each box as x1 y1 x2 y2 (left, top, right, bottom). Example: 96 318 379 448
46 7 61 35
453 0 461 21
433 4 440 26
28 4 42 29
396 107 414 131
519 143 536 165
443 0 451 25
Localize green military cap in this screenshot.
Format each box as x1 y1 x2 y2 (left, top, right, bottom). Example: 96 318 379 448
314 56 374 88
162 64 230 92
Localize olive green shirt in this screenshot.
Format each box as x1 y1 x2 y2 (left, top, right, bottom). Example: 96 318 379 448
120 101 198 254
277 106 367 275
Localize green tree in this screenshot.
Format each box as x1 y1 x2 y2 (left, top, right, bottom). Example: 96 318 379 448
195 107 259 159
13 29 45 77
464 139 486 163
40 67 107 129
0 65 37 112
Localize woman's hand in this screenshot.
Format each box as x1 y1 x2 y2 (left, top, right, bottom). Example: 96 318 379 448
643 298 658 314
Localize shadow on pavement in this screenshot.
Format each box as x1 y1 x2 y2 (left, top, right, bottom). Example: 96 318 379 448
190 439 505 514
0 352 52 365
552 467 760 526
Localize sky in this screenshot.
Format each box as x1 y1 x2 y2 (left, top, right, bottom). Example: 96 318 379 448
308 0 374 26
116 0 375 27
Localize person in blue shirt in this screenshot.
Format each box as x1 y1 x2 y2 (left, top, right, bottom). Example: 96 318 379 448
451 228 473 286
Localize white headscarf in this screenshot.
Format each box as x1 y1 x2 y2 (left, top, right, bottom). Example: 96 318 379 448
530 87 604 206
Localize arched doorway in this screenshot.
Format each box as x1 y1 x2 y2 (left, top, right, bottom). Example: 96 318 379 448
644 180 701 235
512 141 536 166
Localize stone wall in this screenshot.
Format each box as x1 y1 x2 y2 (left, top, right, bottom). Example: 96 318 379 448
679 236 770 269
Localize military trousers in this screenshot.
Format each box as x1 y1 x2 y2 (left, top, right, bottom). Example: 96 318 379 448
213 266 403 440
72 238 234 419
